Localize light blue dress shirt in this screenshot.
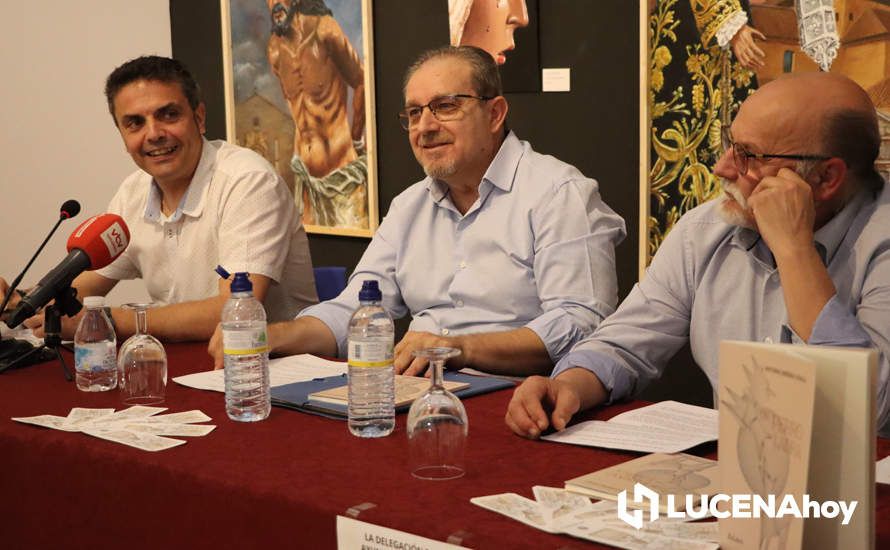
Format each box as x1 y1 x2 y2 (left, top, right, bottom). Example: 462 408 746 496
299 132 626 366
554 185 890 435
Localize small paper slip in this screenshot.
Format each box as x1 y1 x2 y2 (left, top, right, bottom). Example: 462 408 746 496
61 408 116 430
471 487 718 549
173 353 347 392
542 400 717 453
12 406 214 452
82 428 187 452
878 456 890 485
10 415 69 431
309 375 469 407
471 493 557 533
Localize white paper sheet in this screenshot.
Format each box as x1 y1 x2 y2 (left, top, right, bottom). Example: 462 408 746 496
541 400 718 454
878 456 890 485
172 353 347 392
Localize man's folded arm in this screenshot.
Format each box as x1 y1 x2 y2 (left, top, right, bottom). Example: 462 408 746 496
106 273 269 342
267 316 339 358
451 327 551 376
803 248 890 435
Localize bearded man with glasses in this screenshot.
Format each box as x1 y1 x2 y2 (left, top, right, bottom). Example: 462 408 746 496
507 71 890 439
211 45 626 377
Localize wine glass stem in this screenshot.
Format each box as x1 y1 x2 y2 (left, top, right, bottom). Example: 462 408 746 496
135 309 148 335
430 359 445 388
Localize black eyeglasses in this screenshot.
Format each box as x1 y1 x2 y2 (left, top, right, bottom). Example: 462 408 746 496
720 126 829 175
398 94 494 130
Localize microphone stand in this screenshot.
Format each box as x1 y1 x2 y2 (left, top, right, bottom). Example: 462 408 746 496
0 215 68 317
1 208 76 362
0 286 80 381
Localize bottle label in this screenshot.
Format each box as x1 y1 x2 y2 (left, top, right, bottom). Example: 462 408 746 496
348 340 393 368
74 342 116 373
223 328 268 355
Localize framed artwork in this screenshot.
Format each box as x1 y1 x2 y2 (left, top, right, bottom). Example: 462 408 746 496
221 0 379 238
644 0 890 274
644 0 757 272
748 0 890 124
447 0 542 92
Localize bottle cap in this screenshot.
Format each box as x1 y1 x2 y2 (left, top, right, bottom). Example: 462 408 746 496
231 272 253 293
358 280 382 301
82 296 105 308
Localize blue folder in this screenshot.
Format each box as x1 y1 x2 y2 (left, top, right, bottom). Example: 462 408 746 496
270 371 515 420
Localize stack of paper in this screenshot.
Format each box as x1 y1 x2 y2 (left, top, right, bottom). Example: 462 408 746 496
12 406 215 451
542 400 718 453
471 486 718 549
173 353 347 391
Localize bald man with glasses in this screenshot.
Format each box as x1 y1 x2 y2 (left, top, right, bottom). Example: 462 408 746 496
209 45 625 377
507 71 890 439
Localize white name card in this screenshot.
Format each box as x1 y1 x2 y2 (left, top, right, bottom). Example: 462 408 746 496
336 516 466 550
542 68 571 92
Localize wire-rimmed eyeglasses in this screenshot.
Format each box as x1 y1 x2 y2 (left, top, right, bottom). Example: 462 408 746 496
398 94 494 130
720 126 829 175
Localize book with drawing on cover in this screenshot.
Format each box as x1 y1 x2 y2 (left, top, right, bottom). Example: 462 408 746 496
564 452 719 513
309 375 469 408
718 341 877 550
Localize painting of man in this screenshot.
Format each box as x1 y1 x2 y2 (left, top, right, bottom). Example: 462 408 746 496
223 0 377 236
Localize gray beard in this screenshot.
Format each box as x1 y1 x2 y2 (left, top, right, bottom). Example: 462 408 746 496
423 161 457 180
718 178 755 229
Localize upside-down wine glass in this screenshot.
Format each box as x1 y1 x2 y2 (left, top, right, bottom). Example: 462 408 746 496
406 347 468 480
117 303 167 405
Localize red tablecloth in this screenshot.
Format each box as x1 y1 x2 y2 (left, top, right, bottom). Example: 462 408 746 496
0 342 887 549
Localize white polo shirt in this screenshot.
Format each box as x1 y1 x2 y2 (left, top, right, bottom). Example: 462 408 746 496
97 138 317 321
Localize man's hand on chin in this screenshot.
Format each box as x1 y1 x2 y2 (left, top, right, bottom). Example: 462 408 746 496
748 167 816 258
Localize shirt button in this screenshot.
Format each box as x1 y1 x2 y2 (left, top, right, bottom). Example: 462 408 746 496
441 328 450 336
459 261 467 269
456 300 464 307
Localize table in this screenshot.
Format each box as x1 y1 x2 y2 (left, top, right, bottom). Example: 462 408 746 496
1 342 888 549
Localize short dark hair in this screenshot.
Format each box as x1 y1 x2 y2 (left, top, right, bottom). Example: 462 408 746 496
402 45 503 99
821 108 884 194
104 55 202 120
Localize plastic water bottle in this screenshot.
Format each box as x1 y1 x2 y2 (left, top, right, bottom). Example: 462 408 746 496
73 296 117 392
347 280 395 437
221 271 270 422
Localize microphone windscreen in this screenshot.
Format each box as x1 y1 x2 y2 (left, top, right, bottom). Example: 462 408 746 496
66 214 130 270
60 199 81 219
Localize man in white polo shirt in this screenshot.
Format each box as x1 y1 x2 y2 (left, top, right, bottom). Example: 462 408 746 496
5 55 317 341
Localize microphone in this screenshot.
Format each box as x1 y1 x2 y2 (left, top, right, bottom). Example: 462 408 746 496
6 214 130 328
60 199 81 219
0 200 81 319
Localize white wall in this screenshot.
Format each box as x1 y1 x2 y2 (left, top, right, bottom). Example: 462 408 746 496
0 1 171 306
